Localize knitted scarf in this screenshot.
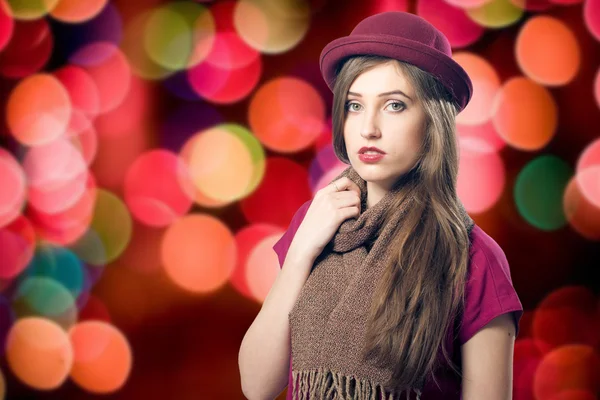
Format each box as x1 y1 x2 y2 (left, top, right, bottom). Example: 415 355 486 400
289 165 474 400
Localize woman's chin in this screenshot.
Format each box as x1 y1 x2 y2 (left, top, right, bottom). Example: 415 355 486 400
356 168 390 183
355 163 384 176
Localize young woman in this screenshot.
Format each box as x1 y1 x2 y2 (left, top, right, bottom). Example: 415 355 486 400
239 11 523 400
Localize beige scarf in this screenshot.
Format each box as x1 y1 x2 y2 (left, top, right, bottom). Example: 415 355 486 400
289 165 474 399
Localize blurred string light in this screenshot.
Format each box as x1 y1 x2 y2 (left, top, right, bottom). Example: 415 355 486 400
514 155 572 231
245 233 282 301
121 9 179 80
68 189 133 266
566 137 600 239
20 244 85 300
457 121 506 152
453 52 501 126
53 65 101 119
0 216 34 281
514 339 600 399
0 18 53 78
123 149 194 227
532 286 600 351
516 15 581 86
5 317 73 390
188 1 263 104
230 222 283 301
514 285 600 398
577 138 600 209
186 29 262 103
514 338 546 399
12 276 79 329
0 226 29 282
4 317 132 394
584 0 600 41
465 0 524 28
143 2 214 71
6 73 72 146
5 0 59 20
23 137 88 214
61 110 99 166
92 73 149 141
438 52 508 216
0 148 26 227
533 344 600 397
27 173 97 246
121 2 214 80
563 174 600 240
161 213 236 293
180 123 266 206
233 0 311 54
49 0 108 23
70 42 132 114
491 77 558 151
416 0 485 48
457 136 506 214
0 0 14 52
185 1 263 103
249 77 326 153
68 321 132 394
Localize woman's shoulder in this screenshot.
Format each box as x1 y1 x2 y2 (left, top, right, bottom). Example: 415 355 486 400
460 223 523 345
466 224 512 282
468 224 504 256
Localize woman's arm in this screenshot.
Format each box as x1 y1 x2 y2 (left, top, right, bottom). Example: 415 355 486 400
460 312 516 400
238 247 315 400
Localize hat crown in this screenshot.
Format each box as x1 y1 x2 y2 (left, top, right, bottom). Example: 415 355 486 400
350 12 452 57
319 11 472 112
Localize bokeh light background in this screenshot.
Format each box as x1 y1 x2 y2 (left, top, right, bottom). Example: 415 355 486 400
0 0 599 398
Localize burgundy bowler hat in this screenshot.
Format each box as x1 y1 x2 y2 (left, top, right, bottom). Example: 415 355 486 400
319 11 473 112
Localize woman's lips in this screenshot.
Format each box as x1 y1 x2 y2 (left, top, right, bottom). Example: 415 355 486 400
358 153 385 163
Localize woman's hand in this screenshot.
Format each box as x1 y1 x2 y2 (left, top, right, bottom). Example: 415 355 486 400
288 176 362 263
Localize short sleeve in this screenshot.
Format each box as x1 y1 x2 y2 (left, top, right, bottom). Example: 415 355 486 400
459 226 523 346
272 199 313 269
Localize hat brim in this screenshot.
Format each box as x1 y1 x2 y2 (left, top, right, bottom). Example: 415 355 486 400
319 33 473 111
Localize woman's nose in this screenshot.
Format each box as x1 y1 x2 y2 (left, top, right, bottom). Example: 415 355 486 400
360 111 381 139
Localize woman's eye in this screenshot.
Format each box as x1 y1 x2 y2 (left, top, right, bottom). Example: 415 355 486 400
346 102 361 112
387 101 405 111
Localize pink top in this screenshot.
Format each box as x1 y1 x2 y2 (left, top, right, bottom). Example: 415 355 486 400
272 199 523 400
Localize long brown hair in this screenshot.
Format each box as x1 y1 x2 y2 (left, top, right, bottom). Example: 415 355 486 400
331 55 472 394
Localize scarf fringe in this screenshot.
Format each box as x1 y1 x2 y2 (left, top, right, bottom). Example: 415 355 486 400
292 368 422 400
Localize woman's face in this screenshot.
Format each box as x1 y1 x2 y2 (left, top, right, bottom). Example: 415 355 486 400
343 61 427 190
